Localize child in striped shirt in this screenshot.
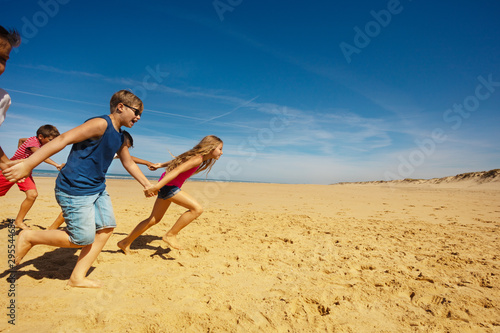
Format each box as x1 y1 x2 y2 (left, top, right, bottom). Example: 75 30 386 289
0 124 62 230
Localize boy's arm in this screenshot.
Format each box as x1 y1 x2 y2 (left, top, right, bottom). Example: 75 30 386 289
18 138 27 148
3 118 108 182
29 147 63 170
117 145 154 196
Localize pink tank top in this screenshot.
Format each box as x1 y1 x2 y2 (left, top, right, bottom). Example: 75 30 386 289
159 166 199 188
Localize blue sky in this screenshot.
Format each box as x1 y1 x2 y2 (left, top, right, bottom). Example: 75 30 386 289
1 0 499 184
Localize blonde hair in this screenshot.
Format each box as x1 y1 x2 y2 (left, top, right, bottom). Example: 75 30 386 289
109 90 144 113
166 135 222 175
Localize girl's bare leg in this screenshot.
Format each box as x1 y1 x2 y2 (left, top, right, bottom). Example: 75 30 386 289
117 198 170 255
163 191 203 250
67 228 114 288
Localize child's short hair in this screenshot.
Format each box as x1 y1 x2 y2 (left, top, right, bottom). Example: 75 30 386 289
110 90 144 113
0 25 21 48
37 125 60 138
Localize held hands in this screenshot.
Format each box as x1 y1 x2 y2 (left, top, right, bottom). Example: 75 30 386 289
56 163 66 171
148 162 162 171
143 184 159 198
148 161 171 171
3 160 30 183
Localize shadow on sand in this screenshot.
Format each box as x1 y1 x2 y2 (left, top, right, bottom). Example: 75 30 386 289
1 247 95 282
107 233 174 260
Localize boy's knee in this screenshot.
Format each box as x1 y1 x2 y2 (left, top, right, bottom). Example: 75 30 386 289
96 227 114 235
25 190 38 201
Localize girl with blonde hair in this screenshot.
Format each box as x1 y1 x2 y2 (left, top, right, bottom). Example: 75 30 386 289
118 135 223 252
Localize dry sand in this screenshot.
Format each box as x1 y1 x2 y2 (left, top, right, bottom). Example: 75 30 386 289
1 177 499 332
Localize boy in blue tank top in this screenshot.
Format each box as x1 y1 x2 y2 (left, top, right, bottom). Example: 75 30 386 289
3 90 156 288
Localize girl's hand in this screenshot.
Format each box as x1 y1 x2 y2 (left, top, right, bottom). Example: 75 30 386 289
3 160 31 183
143 185 158 197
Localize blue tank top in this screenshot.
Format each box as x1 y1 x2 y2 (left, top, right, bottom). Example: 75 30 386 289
56 115 124 195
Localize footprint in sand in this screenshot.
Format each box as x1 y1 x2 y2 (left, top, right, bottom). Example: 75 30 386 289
360 265 376 271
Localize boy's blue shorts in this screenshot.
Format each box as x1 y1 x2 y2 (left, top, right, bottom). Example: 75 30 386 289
55 189 116 246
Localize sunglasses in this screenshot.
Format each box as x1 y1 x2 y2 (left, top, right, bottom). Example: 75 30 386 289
123 104 142 117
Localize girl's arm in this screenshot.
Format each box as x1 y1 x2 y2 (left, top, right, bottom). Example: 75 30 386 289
144 155 202 196
117 145 154 196
158 161 172 168
131 156 154 168
2 118 108 182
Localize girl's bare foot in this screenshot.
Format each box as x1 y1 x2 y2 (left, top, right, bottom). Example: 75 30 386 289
15 230 34 265
66 277 102 288
162 234 183 250
117 239 131 255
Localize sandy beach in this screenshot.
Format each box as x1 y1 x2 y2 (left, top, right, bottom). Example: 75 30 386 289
1 176 499 332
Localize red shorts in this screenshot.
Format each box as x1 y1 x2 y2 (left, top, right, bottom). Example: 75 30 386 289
0 172 36 196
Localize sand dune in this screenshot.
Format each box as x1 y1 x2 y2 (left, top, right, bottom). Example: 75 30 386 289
338 169 500 187
1 176 499 332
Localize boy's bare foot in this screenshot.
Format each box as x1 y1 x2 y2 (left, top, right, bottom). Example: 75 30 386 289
162 234 183 250
66 277 102 288
15 230 34 265
117 239 131 255
15 221 31 230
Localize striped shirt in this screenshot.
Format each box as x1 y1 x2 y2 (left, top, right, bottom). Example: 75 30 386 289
11 136 41 160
